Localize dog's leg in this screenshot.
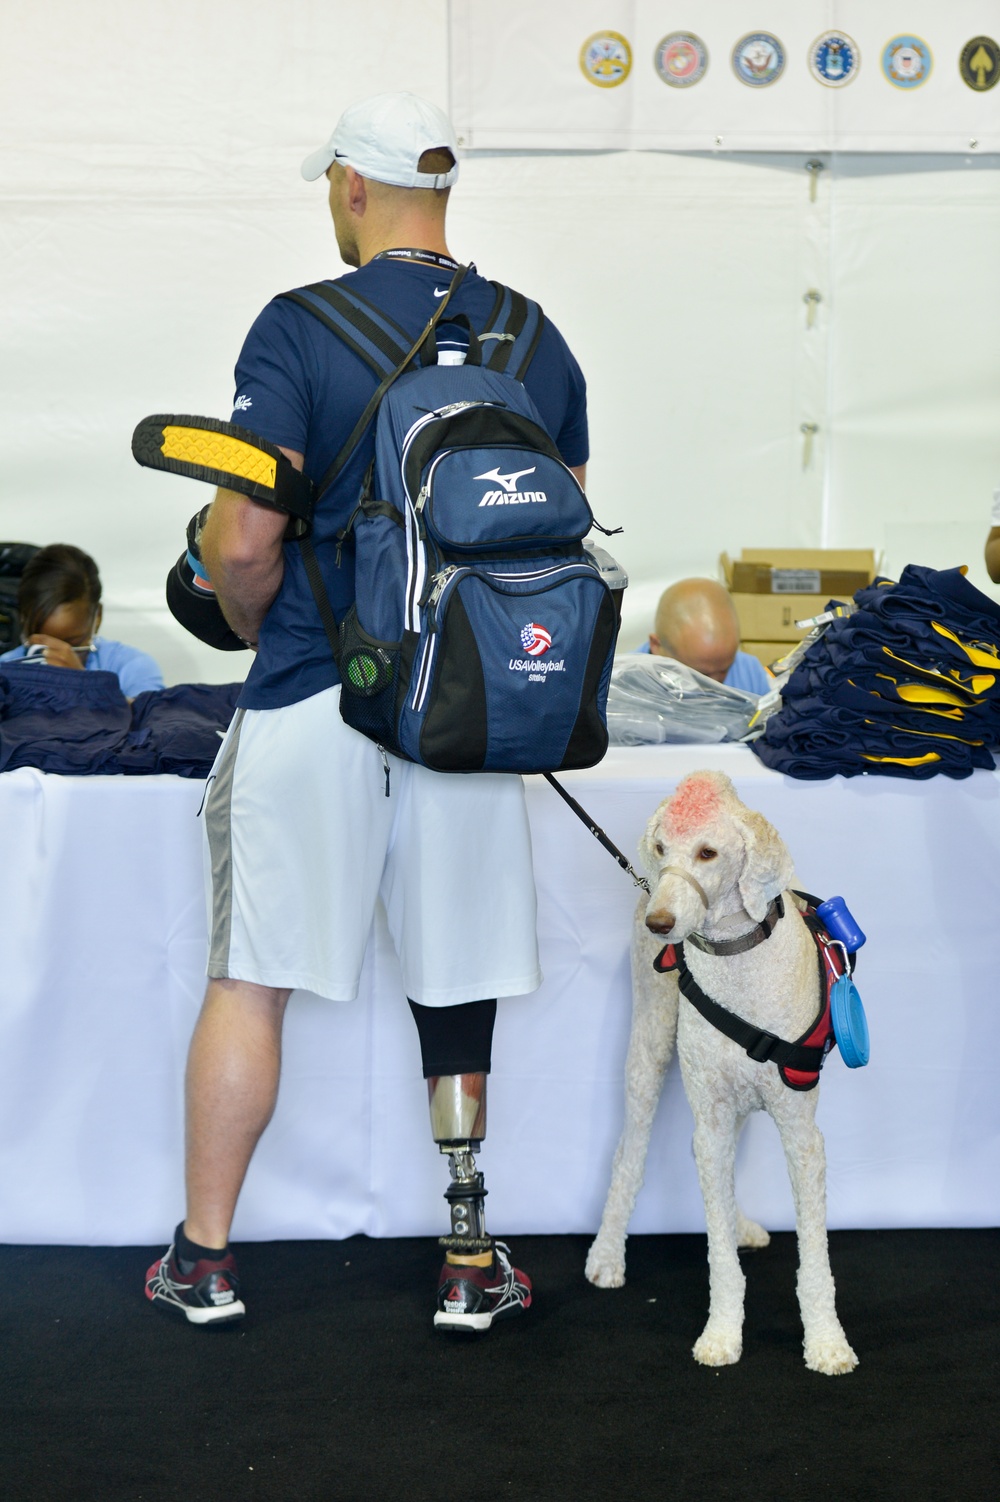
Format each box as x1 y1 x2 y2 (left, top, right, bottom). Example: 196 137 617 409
772 1094 858 1375
585 914 678 1289
734 1112 771 1249
689 1096 745 1366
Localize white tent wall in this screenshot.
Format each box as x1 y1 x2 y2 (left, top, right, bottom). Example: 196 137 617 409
1 2 998 681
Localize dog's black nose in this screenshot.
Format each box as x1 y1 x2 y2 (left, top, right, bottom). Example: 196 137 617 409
646 910 676 935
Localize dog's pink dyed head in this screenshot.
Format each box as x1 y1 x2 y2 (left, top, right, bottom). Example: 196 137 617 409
640 770 794 933
661 774 724 840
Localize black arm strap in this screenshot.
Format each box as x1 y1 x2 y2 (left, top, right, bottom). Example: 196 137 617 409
130 415 316 529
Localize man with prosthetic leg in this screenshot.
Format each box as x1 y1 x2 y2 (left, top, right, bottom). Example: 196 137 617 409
141 91 589 1331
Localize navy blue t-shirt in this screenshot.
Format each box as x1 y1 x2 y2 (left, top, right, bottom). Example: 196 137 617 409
228 258 589 710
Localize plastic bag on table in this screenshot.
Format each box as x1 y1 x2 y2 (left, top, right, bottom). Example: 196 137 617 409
606 654 762 746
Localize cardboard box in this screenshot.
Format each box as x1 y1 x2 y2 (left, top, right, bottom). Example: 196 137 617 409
741 641 796 672
730 594 832 641
721 549 877 591
721 549 878 645
729 562 873 596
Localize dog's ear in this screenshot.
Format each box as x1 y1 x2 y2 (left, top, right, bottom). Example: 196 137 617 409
731 804 794 922
639 798 672 873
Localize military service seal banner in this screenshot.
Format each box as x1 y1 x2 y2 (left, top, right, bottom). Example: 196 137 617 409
449 0 1000 152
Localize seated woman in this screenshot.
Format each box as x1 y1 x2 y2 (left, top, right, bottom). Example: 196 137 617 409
0 543 164 697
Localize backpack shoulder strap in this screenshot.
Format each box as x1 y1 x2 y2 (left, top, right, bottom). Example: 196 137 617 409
280 281 409 381
481 282 546 383
283 265 471 670
280 264 469 501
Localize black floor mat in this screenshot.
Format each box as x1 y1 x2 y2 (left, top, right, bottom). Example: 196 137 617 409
1 1230 996 1502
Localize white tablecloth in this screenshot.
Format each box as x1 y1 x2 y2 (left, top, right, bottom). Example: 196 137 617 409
1 747 997 1245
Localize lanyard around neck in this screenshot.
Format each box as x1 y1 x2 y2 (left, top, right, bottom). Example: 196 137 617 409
373 247 459 271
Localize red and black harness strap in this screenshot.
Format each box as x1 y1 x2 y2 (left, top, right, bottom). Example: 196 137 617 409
652 895 846 1092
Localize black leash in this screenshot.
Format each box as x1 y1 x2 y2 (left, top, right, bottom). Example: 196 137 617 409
543 772 650 893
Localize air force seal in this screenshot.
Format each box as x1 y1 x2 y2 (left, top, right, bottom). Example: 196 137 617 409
960 37 1000 92
809 32 860 88
580 32 632 89
654 33 708 89
732 32 785 88
882 36 932 89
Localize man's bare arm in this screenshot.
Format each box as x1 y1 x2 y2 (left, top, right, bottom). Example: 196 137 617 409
571 463 586 489
985 527 1000 584
200 446 305 645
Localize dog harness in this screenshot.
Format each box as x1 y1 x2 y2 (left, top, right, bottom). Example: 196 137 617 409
653 893 848 1091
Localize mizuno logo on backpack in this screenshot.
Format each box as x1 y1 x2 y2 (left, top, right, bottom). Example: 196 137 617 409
282 265 623 774
475 465 547 507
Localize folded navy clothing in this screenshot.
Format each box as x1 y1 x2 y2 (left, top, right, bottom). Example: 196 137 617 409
752 563 1000 780
752 735 990 780
0 666 240 777
753 705 993 779
783 663 1000 737
125 683 241 776
0 663 131 774
855 565 1000 638
819 609 994 675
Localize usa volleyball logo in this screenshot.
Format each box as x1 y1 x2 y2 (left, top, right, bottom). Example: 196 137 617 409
521 623 552 657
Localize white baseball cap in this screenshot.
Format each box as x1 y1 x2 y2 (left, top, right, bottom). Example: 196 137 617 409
300 92 459 188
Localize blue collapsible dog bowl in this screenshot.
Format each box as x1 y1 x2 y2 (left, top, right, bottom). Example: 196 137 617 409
830 973 870 1067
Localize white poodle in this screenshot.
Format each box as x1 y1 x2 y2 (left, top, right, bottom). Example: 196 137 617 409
586 770 857 1376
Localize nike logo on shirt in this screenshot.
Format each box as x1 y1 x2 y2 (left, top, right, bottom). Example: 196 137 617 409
433 288 448 298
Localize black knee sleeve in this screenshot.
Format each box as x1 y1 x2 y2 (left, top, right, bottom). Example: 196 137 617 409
407 997 497 1078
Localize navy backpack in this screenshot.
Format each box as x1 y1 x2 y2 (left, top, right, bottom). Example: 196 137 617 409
287 267 621 774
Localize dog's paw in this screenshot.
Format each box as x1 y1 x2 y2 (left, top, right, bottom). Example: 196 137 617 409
735 1213 771 1250
585 1238 626 1288
693 1325 742 1367
804 1334 859 1376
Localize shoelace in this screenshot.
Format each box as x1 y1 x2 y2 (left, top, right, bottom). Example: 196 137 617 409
486 1242 515 1293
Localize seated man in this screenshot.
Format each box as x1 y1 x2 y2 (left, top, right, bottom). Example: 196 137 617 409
0 543 163 697
641 577 770 694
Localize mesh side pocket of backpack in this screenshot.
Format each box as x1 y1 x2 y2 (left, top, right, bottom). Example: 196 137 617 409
337 605 402 745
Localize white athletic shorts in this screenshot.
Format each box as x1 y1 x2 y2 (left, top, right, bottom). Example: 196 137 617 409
203 685 541 1006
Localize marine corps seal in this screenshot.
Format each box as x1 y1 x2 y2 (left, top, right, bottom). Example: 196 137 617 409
732 32 785 88
580 32 632 89
654 32 708 88
809 32 860 88
960 36 999 91
881 35 932 89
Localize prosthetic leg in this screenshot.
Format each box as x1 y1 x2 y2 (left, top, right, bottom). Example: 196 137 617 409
409 999 532 1331
428 1072 492 1258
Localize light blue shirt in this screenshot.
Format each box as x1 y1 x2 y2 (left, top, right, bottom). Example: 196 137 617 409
0 636 164 697
635 641 770 695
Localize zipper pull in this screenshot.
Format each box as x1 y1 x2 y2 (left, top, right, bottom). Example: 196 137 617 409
427 565 457 611
415 483 430 513
378 745 391 798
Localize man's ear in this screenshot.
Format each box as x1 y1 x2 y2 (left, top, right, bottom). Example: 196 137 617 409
344 166 368 216
732 805 793 921
648 634 661 655
94 604 103 634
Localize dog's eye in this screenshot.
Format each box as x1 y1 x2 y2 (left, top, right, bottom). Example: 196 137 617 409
698 847 717 861
654 841 665 857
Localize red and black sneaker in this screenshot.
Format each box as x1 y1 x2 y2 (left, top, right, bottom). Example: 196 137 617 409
434 1241 532 1333
145 1242 245 1327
